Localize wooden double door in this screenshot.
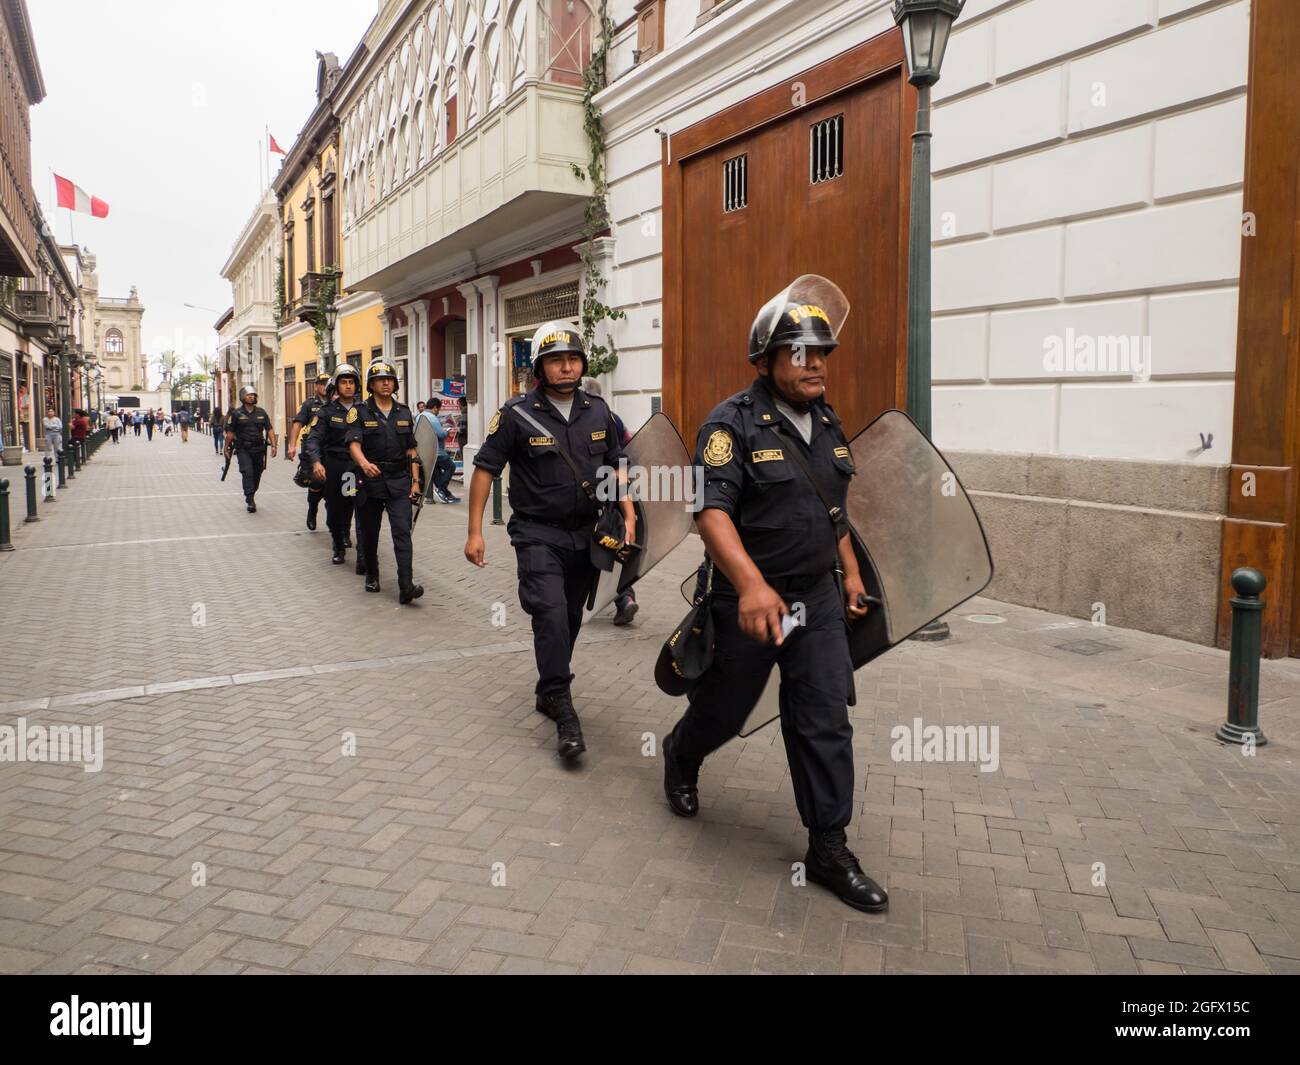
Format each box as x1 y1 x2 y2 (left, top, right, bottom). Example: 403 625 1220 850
662 30 914 445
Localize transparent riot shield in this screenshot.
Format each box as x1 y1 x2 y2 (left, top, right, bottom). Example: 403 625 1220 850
584 412 698 619
739 409 993 735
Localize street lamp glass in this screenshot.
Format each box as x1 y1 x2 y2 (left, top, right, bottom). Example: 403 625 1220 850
325 303 339 331
892 0 964 87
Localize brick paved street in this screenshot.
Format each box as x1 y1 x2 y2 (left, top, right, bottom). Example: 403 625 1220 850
1 433 1299 975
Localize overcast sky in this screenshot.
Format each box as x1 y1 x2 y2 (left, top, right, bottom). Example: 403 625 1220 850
29 0 379 387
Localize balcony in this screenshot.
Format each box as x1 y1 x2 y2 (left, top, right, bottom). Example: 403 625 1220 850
339 0 599 292
293 271 341 325
14 288 57 340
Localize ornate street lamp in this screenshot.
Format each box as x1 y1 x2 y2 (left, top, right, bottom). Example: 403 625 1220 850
893 0 964 438
324 303 340 373
893 0 964 641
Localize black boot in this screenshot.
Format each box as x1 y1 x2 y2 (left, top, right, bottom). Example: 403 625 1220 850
343 532 353 548
399 582 424 604
246 497 256 513
662 730 700 818
536 689 585 760
306 499 318 531
355 557 367 575
331 542 345 565
364 575 381 593
804 829 888 913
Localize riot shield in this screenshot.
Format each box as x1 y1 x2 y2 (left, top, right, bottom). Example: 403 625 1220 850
739 409 993 735
584 412 697 620
414 415 439 494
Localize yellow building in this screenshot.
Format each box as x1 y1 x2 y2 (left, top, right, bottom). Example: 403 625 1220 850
274 52 384 425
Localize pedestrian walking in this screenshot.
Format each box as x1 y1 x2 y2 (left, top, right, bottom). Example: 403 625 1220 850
465 323 635 760
658 275 884 915
106 410 121 443
303 365 365 568
42 407 63 456
347 361 423 604
177 407 190 443
133 410 142 437
211 410 223 453
289 372 331 531
144 410 155 441
223 387 277 512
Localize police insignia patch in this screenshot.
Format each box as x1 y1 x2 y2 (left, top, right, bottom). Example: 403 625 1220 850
703 430 733 467
346 408 358 424
487 411 501 435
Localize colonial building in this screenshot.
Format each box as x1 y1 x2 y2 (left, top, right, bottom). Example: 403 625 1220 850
590 0 1300 654
334 0 599 467
220 189 281 430
269 50 386 447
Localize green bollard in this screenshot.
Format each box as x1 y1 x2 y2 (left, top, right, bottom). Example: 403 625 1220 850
43 455 55 501
1218 567 1268 748
0 479 12 551
491 475 504 525
23 465 38 522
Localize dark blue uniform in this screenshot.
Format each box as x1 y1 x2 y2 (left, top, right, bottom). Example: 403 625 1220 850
294 395 326 525
669 377 857 832
473 384 624 695
302 398 364 552
345 396 419 587
226 405 272 504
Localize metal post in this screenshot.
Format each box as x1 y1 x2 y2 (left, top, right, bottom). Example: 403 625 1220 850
43 455 55 501
1218 567 1268 747
66 443 76 479
491 475 504 525
23 464 38 522
56 449 66 487
903 82 948 642
0 479 13 551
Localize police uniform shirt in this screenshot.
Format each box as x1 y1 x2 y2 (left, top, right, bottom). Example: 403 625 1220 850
473 385 625 526
343 397 417 476
293 395 325 427
301 399 359 463
695 378 854 583
228 406 271 449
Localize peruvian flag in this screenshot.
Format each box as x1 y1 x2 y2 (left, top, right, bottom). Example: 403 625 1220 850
269 132 286 155
54 173 109 218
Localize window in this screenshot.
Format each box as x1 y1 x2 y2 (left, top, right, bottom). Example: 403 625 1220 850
723 154 747 212
810 114 844 184
105 329 124 355
322 191 336 271
635 0 663 62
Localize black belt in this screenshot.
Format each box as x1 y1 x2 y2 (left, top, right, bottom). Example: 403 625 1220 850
715 570 833 598
517 513 592 532
375 459 409 473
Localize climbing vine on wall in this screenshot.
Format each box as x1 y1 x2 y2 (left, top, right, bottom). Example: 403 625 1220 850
313 274 337 358
569 0 625 379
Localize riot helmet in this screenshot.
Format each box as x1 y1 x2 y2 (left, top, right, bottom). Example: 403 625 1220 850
747 275 849 362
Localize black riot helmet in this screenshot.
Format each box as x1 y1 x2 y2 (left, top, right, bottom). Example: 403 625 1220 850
747 274 850 362
530 321 587 387
366 360 399 392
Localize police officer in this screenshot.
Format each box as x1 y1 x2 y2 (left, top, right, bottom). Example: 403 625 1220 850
289 371 331 531
346 360 424 604
224 386 277 512
464 322 635 760
302 364 366 570
660 276 886 914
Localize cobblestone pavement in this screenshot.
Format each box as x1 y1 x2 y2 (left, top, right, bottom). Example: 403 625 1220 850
1 432 1299 974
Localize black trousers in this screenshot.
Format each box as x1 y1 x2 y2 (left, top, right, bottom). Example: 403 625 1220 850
511 519 596 696
357 476 414 585
670 573 855 831
236 447 266 500
323 456 361 548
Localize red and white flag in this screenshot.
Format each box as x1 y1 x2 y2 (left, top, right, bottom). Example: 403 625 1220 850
54 173 109 218
269 132 286 155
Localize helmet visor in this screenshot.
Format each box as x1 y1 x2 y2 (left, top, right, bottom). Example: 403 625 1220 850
756 274 850 353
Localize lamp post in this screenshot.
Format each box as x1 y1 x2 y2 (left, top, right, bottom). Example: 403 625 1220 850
893 0 964 641
324 303 339 374
893 0 964 438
